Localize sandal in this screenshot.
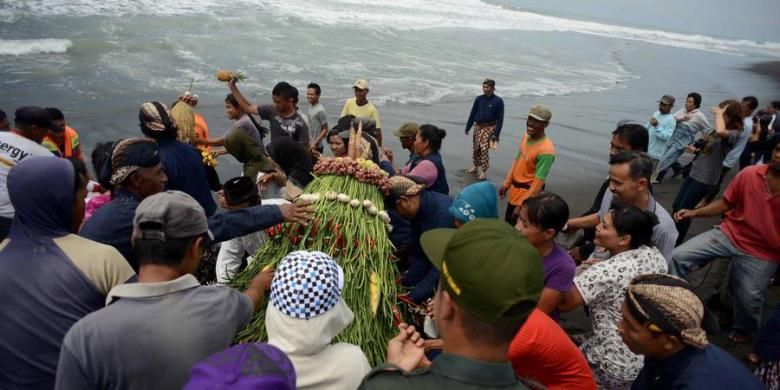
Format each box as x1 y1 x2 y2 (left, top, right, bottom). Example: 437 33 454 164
727 331 752 344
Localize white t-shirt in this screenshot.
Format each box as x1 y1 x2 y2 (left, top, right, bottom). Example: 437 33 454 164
0 132 54 218
215 198 289 283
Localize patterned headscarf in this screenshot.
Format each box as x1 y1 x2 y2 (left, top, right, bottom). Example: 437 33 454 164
387 175 425 198
625 273 709 348
270 251 345 320
139 101 176 134
110 138 160 185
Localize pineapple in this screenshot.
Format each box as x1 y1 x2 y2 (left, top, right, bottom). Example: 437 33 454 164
216 69 246 82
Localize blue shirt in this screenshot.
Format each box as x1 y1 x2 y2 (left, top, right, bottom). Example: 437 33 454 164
81 188 285 270
631 345 763 390
465 94 505 139
645 111 677 159
157 138 217 216
402 190 454 302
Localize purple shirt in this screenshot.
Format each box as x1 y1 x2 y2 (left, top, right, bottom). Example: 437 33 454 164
543 245 576 320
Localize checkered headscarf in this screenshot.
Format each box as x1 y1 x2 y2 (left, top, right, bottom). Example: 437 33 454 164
270 251 344 320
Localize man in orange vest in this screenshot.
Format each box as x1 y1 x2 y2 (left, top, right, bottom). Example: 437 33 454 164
42 108 83 162
500 104 556 225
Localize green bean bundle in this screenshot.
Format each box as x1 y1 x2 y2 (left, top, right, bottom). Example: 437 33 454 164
229 158 398 366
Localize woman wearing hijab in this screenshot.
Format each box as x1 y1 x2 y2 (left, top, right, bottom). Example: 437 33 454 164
620 274 763 389
0 157 134 388
447 181 498 227
266 136 314 189
224 129 275 182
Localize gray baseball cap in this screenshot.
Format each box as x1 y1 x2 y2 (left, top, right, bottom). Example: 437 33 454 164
658 95 675 105
133 190 213 241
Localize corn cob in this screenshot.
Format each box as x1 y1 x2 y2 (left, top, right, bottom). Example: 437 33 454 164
370 272 380 316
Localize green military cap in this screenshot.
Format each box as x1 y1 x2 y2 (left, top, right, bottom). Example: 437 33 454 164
421 218 543 323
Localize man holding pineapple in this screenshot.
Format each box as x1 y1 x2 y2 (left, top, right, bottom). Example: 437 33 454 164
228 78 310 145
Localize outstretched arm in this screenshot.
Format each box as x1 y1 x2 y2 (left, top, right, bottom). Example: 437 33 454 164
228 79 259 115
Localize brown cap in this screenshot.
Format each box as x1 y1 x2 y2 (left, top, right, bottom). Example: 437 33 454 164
393 122 420 138
528 104 552 122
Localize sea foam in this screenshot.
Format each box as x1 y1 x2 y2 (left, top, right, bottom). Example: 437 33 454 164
0 39 72 56
261 0 780 57
2 0 778 57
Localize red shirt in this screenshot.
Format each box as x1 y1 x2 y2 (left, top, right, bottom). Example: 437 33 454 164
720 164 780 262
508 309 597 390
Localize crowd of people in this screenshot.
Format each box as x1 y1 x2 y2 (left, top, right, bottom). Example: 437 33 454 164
0 76 778 390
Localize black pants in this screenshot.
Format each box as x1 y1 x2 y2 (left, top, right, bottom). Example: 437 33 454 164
205 165 222 192
505 203 519 226
673 177 716 245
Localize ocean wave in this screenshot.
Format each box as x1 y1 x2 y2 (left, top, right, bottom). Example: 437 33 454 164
0 39 72 56
3 0 778 56
260 0 780 58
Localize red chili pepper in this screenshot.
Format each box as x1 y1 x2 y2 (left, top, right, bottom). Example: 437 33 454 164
391 305 403 326
310 220 318 238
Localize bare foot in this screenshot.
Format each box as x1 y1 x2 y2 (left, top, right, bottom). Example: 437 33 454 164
477 172 487 180
466 166 477 174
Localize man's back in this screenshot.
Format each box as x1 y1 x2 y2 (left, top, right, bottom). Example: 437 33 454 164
56 277 252 390
0 131 52 218
157 138 216 216
0 234 133 388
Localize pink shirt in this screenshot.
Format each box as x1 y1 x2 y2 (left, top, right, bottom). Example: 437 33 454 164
720 164 780 262
400 160 438 189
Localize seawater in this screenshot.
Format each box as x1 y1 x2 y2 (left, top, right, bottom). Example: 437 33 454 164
0 0 778 148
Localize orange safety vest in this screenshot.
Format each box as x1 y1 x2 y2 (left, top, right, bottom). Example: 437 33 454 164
42 126 81 159
194 114 211 152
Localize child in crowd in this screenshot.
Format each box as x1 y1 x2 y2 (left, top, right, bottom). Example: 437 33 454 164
216 176 288 284
514 192 575 319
